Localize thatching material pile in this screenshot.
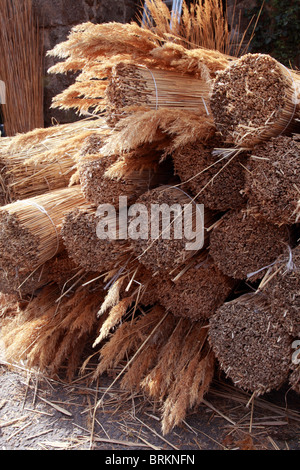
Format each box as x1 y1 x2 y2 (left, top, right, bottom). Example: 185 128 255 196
0 0 299 436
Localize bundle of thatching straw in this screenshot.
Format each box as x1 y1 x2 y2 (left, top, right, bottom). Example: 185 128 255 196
210 53 300 147
105 62 213 124
0 0 44 135
0 118 109 204
0 0 299 436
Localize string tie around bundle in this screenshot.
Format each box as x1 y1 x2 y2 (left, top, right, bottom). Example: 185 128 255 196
143 66 159 110
17 199 60 259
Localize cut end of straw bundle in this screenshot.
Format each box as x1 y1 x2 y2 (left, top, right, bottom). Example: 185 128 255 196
245 134 300 225
172 136 248 211
209 209 291 280
258 245 300 336
0 251 77 299
129 185 214 274
61 207 130 274
0 186 87 277
154 253 235 321
209 294 293 395
211 53 300 147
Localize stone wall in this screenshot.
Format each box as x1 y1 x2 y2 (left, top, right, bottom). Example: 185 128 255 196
32 0 140 126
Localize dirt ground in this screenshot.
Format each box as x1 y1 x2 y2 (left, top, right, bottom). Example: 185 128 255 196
0 338 299 451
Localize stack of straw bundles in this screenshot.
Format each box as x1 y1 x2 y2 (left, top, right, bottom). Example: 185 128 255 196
1 1 300 436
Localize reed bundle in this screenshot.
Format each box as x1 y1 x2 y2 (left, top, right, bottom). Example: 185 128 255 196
172 134 248 211
153 250 236 321
61 206 131 275
211 53 300 147
0 186 87 280
79 152 169 207
0 0 43 136
209 293 293 395
89 304 215 435
128 185 217 275
209 209 291 281
105 62 212 124
0 118 108 204
258 245 300 337
2 118 108 154
245 134 300 225
1 280 107 381
0 251 78 299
